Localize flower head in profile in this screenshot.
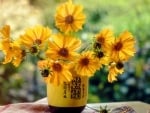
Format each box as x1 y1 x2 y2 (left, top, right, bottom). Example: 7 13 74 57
55 0 85 33
110 31 136 61
38 60 51 78
108 61 124 83
19 25 51 54
46 33 81 61
0 25 24 66
38 60 72 86
75 51 100 77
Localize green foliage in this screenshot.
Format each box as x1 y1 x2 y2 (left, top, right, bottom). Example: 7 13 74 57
0 64 23 104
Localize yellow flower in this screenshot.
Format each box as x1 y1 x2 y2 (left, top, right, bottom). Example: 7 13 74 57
46 33 81 61
108 61 124 83
94 29 114 52
38 60 73 86
75 51 100 76
55 0 85 33
38 60 51 82
0 25 24 66
110 31 136 61
19 25 51 54
50 61 73 85
1 40 24 66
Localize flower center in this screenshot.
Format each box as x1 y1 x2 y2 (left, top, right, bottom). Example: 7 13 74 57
30 46 38 54
80 58 89 66
97 36 105 44
114 42 123 51
52 63 62 72
116 62 124 69
65 15 74 24
21 49 26 57
97 51 104 58
35 39 42 45
94 42 101 49
9 46 13 50
58 48 69 57
41 69 49 77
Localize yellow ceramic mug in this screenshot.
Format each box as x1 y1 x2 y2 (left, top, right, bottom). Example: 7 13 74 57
47 76 88 113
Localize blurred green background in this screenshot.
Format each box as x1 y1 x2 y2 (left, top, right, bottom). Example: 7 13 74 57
0 0 150 104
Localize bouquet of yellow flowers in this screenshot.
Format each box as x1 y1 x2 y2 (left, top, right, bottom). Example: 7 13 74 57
0 0 136 86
